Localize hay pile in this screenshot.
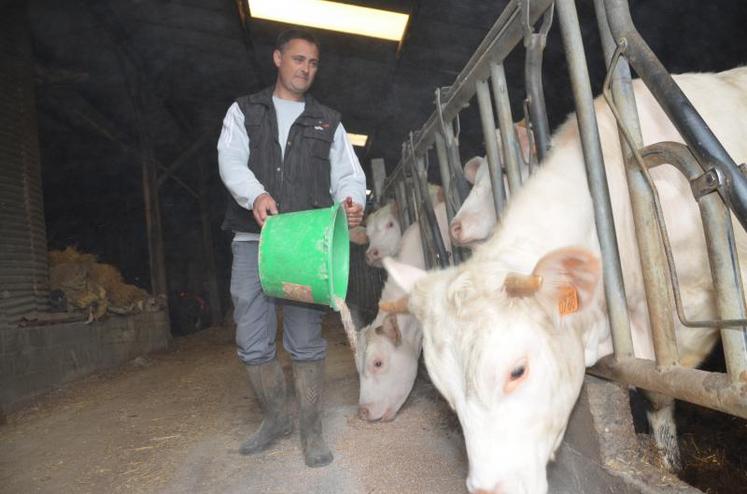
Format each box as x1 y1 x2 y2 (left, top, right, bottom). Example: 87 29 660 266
48 247 157 321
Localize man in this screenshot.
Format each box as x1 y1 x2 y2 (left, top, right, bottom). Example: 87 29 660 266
217 28 366 468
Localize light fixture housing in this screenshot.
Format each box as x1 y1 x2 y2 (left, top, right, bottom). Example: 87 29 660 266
347 133 368 147
247 0 409 42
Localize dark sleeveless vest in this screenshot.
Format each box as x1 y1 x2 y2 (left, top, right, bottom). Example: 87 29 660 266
221 86 341 234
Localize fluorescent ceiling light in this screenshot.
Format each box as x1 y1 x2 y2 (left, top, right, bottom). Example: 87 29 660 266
347 133 368 147
248 0 409 42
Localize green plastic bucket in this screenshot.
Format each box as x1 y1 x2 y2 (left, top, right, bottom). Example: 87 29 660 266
258 203 349 311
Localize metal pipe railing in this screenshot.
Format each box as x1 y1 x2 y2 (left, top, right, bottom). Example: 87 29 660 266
476 78 507 215
640 143 747 384
381 0 554 199
555 0 635 359
604 0 747 232
595 0 675 364
603 0 747 385
412 151 449 268
490 62 523 195
591 356 747 419
521 0 553 162
375 0 746 419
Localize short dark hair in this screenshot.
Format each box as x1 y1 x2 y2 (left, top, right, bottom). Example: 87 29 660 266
275 28 320 52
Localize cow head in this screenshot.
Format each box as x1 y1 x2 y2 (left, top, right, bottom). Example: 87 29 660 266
355 312 423 422
383 247 604 494
358 201 402 267
450 156 496 247
451 125 534 248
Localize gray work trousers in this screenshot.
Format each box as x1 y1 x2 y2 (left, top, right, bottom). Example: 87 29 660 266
230 240 327 364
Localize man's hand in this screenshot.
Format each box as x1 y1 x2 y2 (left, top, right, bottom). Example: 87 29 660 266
343 196 364 228
253 193 278 227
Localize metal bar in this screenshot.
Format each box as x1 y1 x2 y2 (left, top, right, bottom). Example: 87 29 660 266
395 181 409 229
522 1 553 161
371 158 387 206
434 87 471 206
590 355 747 419
404 174 419 230
641 143 747 384
476 79 506 216
383 0 553 192
408 156 434 270
490 63 522 194
416 155 449 268
556 0 634 358
434 132 456 222
434 132 466 265
444 120 471 205
595 1 675 365
604 0 747 232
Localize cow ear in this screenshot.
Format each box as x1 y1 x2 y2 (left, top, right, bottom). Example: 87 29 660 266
430 184 445 204
376 314 401 346
383 257 426 293
349 226 369 245
514 119 533 164
531 247 602 318
463 156 484 185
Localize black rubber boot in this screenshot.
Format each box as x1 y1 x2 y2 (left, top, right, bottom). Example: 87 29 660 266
292 359 333 468
239 359 293 455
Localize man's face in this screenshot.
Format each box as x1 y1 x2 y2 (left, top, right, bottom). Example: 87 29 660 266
273 38 319 99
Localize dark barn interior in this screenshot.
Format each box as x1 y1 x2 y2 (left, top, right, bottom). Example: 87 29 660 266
2 0 747 492
21 0 747 320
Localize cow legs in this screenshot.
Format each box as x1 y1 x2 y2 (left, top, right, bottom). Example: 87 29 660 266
643 390 682 472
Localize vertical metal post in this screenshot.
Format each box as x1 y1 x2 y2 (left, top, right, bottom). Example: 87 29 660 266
408 157 433 270
594 0 673 363
522 0 553 162
415 154 449 268
371 158 386 207
476 79 506 217
435 133 466 264
404 174 419 226
555 0 634 358
396 180 410 228
435 88 471 206
434 132 456 222
699 202 747 385
490 62 523 194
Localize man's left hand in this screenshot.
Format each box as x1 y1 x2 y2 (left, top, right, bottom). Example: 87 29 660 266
343 197 364 228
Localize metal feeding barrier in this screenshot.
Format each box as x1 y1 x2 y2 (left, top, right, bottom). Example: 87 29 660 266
375 0 747 419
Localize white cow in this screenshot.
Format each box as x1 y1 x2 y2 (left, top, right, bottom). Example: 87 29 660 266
350 185 449 267
450 129 532 248
384 67 747 494
350 276 423 422
348 198 453 421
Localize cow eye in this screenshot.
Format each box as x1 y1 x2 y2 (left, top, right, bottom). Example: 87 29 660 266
386 221 394 228
510 364 526 380
374 359 383 368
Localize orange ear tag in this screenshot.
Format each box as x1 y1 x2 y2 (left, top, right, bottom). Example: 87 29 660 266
558 286 579 316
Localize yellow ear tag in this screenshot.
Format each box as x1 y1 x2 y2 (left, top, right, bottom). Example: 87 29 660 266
558 286 579 316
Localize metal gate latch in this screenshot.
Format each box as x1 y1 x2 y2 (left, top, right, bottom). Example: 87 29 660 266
690 168 723 199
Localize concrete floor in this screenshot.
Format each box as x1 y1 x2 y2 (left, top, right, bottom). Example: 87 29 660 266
0 313 469 494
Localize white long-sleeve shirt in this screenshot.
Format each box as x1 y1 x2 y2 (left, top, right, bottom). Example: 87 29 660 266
217 97 367 241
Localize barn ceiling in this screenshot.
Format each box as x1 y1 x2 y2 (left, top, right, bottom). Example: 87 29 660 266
22 0 747 290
